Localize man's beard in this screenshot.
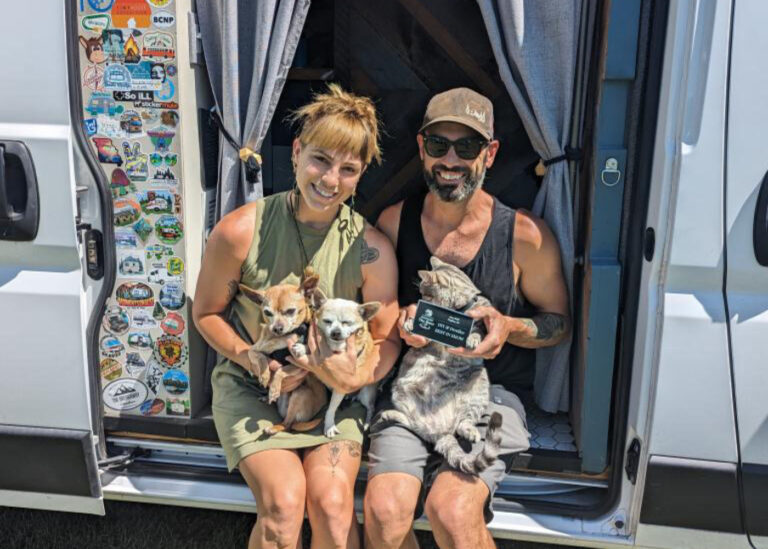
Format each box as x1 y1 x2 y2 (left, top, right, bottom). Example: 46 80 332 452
423 162 486 203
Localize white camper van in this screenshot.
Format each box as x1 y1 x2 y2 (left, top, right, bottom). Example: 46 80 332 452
0 1 766 548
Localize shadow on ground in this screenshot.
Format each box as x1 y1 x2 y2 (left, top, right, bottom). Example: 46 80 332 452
0 501 573 549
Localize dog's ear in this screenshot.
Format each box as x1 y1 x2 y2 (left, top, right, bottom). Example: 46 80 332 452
239 284 267 306
301 274 320 297
310 288 327 310
358 301 381 322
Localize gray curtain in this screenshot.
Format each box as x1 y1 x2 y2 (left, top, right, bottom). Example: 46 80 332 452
198 0 311 218
478 0 580 412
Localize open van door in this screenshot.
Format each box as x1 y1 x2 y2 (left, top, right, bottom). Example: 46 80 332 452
725 0 768 546
0 1 103 515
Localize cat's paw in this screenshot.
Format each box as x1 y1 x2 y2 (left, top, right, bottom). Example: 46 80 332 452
290 342 307 358
324 424 340 438
465 332 482 350
457 420 481 443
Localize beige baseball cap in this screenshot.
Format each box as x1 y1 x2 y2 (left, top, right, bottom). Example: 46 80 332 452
419 88 494 140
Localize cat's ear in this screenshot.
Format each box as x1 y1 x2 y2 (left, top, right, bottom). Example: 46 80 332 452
310 288 327 310
358 301 381 321
417 270 431 283
430 256 447 269
239 284 267 306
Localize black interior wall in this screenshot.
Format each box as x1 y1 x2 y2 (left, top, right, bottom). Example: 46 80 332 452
265 0 539 221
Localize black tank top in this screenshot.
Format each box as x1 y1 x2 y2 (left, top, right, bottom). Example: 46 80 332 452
396 193 535 391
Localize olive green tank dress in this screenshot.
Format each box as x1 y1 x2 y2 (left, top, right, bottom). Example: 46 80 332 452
212 191 367 471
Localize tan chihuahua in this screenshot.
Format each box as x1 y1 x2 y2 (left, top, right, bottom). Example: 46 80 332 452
239 276 327 433
309 289 381 437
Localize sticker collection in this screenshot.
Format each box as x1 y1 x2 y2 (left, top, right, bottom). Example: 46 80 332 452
80 0 191 418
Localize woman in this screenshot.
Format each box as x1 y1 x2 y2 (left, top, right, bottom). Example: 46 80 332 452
192 85 400 549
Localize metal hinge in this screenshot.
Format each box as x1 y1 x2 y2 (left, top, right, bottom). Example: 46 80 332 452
187 11 204 66
625 438 641 484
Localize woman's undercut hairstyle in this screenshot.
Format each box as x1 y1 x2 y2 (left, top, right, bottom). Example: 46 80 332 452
290 84 382 166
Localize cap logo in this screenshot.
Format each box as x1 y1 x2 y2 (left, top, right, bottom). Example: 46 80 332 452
465 102 486 123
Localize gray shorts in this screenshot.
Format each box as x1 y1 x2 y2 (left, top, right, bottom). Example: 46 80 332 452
367 385 531 523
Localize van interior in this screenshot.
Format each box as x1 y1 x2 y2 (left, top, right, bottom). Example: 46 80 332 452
83 0 660 516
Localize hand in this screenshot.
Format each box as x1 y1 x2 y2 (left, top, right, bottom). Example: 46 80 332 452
285 327 367 394
447 305 510 360
398 304 429 348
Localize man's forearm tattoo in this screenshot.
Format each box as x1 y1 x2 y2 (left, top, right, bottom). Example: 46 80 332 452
361 240 380 264
518 313 568 343
226 279 239 301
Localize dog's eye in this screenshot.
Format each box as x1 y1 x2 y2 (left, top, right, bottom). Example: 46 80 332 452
322 319 332 324
263 310 273 317
284 308 296 316
341 321 351 327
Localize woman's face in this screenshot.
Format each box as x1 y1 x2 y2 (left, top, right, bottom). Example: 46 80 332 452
292 138 364 213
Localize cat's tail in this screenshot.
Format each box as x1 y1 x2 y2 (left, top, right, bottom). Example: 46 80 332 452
435 412 503 475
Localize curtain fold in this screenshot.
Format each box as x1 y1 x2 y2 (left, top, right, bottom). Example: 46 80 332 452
478 0 580 412
198 0 311 219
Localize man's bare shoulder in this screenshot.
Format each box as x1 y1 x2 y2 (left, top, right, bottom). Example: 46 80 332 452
513 208 560 258
376 201 405 248
206 202 258 262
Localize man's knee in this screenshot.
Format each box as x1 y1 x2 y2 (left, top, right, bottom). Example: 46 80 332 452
424 481 486 538
364 474 419 539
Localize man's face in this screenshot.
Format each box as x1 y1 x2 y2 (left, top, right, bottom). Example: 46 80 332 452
417 121 499 203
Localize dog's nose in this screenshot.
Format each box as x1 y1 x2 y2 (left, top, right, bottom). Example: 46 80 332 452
331 329 342 339
273 324 284 335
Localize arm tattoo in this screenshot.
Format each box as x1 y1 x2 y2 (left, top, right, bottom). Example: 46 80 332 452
514 313 568 346
361 239 380 264
226 279 239 301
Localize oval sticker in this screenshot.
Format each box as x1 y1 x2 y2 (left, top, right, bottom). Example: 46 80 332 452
162 369 189 395
103 378 149 411
100 358 123 381
140 398 165 416
151 10 175 28
102 305 130 335
116 282 155 307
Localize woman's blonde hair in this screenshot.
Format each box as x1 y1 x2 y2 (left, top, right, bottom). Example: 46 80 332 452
290 84 382 166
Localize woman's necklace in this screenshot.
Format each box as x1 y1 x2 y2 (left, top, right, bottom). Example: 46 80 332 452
288 190 342 281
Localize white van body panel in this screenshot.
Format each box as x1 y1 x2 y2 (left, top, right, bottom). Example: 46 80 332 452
0 0 102 514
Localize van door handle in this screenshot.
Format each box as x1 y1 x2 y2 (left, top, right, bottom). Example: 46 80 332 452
754 170 768 266
0 141 39 241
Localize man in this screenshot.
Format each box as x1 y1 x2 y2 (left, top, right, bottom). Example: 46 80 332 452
363 88 570 549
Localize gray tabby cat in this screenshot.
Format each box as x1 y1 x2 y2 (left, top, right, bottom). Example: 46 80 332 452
379 256 503 475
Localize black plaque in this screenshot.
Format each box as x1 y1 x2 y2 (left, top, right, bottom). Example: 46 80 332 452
410 300 475 348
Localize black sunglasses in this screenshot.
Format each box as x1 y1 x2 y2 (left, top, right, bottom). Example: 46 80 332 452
421 133 489 160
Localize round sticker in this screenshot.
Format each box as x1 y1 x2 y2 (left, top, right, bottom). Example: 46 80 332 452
166 257 184 276
154 215 183 244
153 334 188 368
162 369 189 395
100 334 124 358
88 0 114 13
100 358 123 381
159 282 185 310
103 378 149 411
113 198 141 226
166 64 177 77
125 352 147 376
148 0 173 8
83 65 105 91
140 398 165 416
160 312 185 335
116 282 154 307
102 305 130 335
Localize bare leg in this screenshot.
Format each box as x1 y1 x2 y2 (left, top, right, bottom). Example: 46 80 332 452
239 449 307 549
303 440 363 549
424 471 495 549
363 473 421 549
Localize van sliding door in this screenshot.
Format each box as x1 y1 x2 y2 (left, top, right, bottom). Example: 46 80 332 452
0 0 103 515
724 0 768 546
